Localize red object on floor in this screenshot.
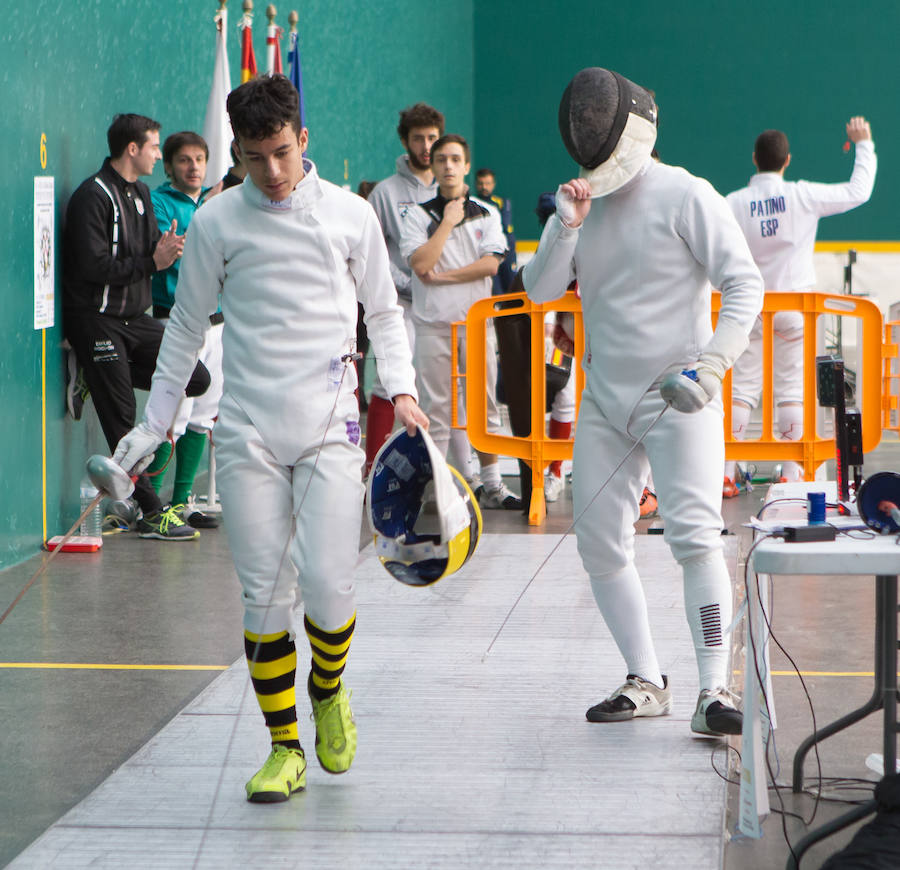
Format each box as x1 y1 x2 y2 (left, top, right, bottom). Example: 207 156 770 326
45 535 102 552
547 418 572 478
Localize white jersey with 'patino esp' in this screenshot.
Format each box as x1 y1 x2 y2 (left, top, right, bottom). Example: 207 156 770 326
726 140 876 292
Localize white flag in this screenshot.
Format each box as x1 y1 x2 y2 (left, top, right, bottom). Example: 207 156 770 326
202 7 232 187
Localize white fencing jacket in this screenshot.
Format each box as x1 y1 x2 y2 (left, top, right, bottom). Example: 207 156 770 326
726 140 876 292
144 160 417 465
368 155 437 301
524 160 763 425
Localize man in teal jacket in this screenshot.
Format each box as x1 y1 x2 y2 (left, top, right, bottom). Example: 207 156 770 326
146 131 224 529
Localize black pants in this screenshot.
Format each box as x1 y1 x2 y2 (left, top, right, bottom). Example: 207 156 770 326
65 310 210 515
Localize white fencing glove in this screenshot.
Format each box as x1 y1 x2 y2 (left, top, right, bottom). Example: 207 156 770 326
660 317 749 414
112 421 165 475
554 184 580 228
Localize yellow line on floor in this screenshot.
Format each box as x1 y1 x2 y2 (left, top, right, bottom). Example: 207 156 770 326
735 671 888 677
0 662 229 671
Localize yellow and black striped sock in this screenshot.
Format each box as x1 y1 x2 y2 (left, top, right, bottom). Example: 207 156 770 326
304 613 355 701
244 630 301 750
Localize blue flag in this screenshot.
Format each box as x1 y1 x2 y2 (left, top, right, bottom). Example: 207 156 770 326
288 31 306 127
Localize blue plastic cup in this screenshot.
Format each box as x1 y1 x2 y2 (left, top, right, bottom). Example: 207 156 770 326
807 491 826 524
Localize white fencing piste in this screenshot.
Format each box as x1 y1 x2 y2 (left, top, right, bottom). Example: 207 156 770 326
9 533 737 870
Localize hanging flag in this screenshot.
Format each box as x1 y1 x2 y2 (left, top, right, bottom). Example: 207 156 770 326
287 28 306 127
239 8 257 83
201 5 233 187
266 22 283 75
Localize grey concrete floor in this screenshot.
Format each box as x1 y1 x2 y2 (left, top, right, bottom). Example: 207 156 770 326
721 440 900 870
1 436 897 868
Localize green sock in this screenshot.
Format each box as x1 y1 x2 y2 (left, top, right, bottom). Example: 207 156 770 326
171 428 208 506
144 441 173 495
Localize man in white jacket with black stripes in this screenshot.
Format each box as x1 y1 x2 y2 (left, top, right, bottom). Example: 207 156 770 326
113 75 427 803
401 133 522 510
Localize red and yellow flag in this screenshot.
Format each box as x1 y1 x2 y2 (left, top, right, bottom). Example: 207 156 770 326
239 12 257 83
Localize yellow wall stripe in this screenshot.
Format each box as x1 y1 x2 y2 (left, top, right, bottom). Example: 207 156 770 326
0 662 228 671
41 329 47 543
814 241 900 253
735 671 900 677
516 239 900 255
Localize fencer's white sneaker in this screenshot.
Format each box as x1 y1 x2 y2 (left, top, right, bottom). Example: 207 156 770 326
586 675 672 722
480 482 522 511
543 472 564 503
465 474 484 502
691 687 743 736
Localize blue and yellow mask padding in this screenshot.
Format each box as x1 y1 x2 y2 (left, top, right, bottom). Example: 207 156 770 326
366 426 482 586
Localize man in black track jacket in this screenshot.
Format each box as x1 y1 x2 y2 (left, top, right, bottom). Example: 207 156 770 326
63 113 209 540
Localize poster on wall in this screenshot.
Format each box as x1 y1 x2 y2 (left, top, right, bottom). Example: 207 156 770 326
34 176 55 330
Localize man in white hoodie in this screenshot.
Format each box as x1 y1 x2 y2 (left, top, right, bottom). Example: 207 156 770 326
723 117 876 494
113 74 427 803
525 67 763 736
364 102 443 473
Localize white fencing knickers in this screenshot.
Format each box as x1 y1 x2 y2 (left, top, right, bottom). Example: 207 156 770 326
731 310 805 408
573 388 734 691
213 393 363 636
550 364 577 423
413 323 502 458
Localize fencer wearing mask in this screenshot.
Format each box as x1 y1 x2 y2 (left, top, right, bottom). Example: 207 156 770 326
524 67 763 735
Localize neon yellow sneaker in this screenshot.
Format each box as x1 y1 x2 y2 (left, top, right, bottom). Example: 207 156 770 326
245 745 307 802
308 678 357 774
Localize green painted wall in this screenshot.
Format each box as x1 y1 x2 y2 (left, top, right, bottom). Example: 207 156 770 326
3 0 895 570
473 1 897 243
0 0 473 570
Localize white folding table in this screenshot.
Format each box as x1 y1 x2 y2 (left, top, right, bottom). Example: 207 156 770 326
741 481 899 868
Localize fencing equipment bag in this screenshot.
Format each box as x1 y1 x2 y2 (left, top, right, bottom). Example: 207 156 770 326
367 425 482 586
558 67 658 197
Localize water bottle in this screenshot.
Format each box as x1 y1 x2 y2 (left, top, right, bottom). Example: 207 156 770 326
79 481 102 538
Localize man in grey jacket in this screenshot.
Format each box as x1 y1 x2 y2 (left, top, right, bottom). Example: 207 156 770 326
364 103 445 474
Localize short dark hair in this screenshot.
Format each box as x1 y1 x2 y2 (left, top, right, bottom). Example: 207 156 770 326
107 114 160 158
397 103 445 141
227 74 302 142
535 192 556 227
475 168 494 180
431 134 470 164
162 131 209 167
754 129 790 172
356 180 377 200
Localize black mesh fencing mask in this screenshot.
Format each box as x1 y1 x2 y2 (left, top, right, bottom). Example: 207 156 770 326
559 67 658 196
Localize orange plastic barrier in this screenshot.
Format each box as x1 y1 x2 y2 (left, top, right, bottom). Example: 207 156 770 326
883 321 900 432
453 290 884 525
